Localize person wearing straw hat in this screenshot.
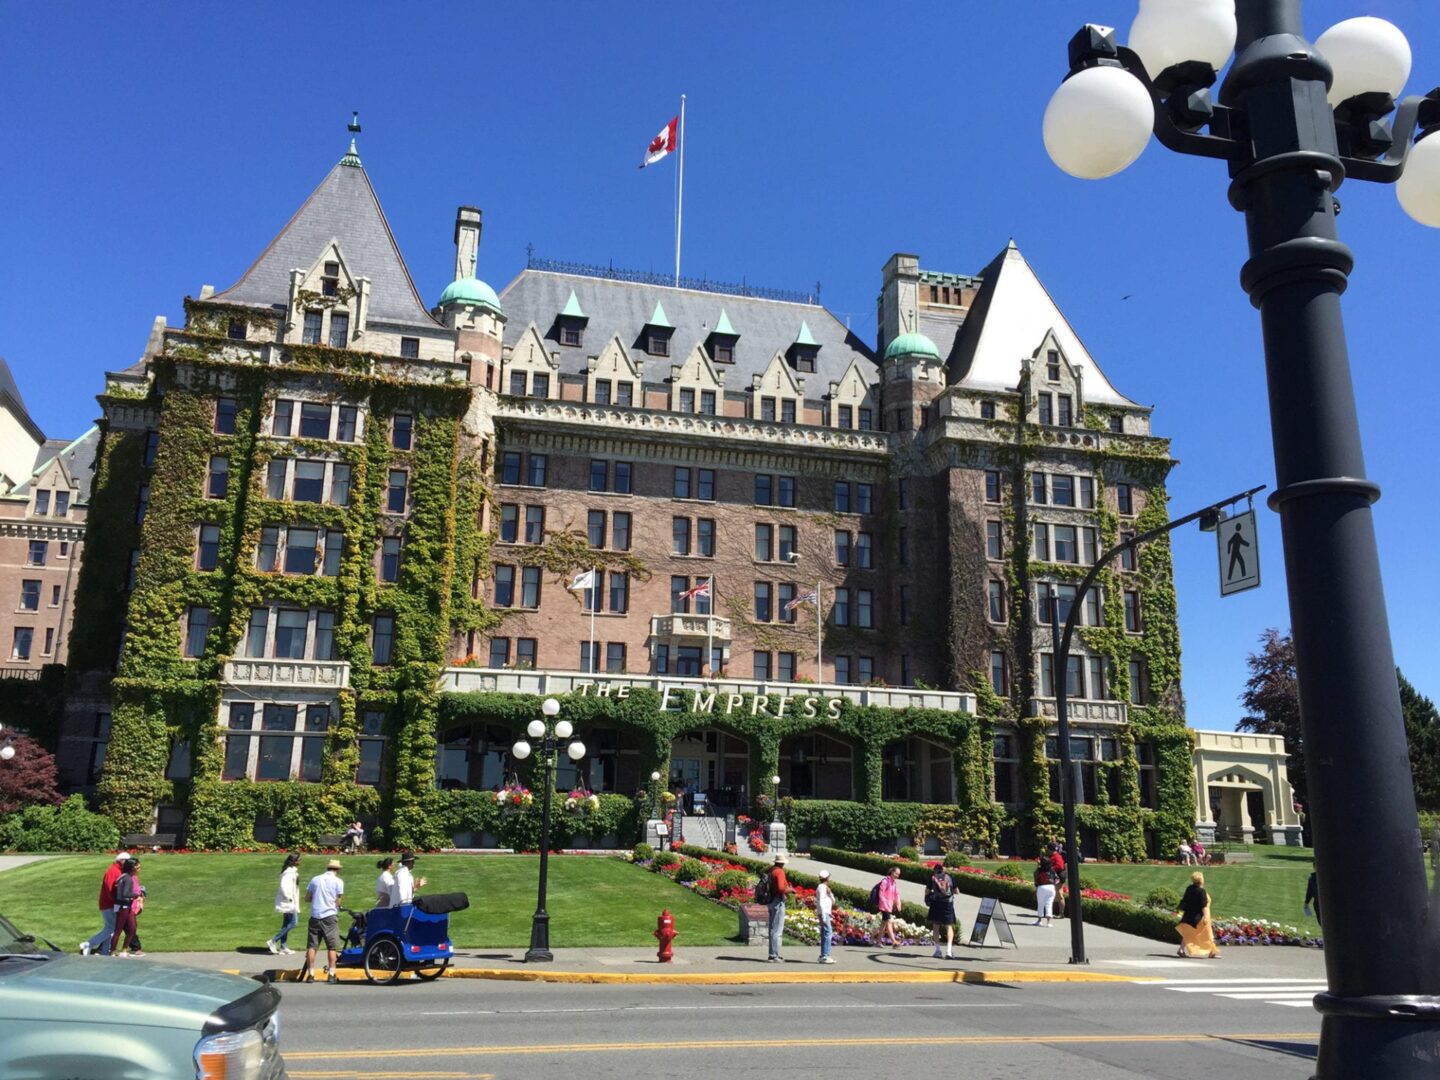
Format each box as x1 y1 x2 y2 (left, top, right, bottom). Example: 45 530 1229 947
764 854 790 962
303 859 345 983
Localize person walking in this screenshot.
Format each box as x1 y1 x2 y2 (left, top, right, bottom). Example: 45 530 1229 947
374 857 396 908
1175 871 1220 958
764 854 790 962
388 852 427 907
267 854 301 955
303 859 345 983
815 869 836 964
81 851 130 955
1034 853 1057 927
1304 867 1321 925
109 858 145 957
1047 842 1067 918
875 865 903 947
926 862 957 958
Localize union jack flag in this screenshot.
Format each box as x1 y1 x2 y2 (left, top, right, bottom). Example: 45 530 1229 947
680 579 712 601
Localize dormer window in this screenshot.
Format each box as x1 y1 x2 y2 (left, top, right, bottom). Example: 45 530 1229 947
322 262 340 297
329 311 350 349
790 349 817 374
227 319 247 341
302 311 322 345
707 310 739 363
712 340 734 363
1047 350 1061 382
648 329 671 357
561 323 583 347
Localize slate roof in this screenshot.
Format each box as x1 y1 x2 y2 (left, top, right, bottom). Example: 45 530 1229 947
946 242 1136 407
211 159 441 330
13 427 101 502
498 271 876 390
0 358 26 413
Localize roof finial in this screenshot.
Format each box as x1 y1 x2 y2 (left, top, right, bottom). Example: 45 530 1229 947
341 111 363 168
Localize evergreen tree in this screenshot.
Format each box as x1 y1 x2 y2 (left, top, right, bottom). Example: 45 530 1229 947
1401 671 1440 812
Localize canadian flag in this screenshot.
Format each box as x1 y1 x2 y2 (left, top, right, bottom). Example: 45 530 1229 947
640 116 678 168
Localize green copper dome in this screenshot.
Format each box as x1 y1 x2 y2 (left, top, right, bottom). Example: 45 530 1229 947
883 331 940 361
438 276 503 316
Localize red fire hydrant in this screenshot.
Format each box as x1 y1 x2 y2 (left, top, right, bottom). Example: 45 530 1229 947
654 909 678 962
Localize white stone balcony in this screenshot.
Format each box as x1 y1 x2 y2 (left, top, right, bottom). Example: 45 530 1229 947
650 613 732 641
224 658 350 690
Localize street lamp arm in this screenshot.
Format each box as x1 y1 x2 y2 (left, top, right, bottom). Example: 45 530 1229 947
1113 46 1242 162
1339 94 1425 183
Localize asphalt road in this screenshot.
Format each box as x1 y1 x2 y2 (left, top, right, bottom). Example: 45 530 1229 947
274 978 1322 1079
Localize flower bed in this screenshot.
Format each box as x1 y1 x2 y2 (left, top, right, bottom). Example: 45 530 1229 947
1213 918 1322 948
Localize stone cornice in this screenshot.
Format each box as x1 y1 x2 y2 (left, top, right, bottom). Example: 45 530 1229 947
0 519 86 541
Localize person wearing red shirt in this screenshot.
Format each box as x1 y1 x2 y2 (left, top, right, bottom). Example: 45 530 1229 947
765 855 791 962
80 851 131 956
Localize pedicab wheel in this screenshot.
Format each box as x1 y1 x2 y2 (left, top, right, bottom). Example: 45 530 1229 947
414 958 450 981
363 937 404 985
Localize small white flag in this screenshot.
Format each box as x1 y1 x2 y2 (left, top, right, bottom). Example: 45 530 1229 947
568 569 597 592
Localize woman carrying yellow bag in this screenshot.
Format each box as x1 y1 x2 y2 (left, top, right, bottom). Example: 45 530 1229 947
1175 871 1221 958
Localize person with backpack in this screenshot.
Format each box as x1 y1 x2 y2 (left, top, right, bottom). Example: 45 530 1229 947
925 862 957 958
757 854 790 962
1034 852 1057 926
874 865 903 947
109 858 145 957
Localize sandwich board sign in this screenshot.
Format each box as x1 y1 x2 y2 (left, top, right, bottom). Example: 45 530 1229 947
967 897 1018 949
1218 510 1260 596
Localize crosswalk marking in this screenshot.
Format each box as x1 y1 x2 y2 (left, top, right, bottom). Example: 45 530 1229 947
1157 979 1326 1009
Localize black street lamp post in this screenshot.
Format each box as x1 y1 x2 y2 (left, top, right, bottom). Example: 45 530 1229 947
512 696 586 963
1045 3 1440 1073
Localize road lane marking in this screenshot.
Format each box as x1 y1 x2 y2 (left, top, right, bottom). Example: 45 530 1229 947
290 1072 494 1079
1157 978 1327 984
417 1002 1023 1016
1159 979 1326 1009
1165 985 1322 994
283 1033 1318 1061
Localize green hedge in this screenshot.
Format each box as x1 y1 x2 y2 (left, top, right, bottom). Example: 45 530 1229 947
427 790 640 852
783 800 997 855
0 795 120 853
185 781 382 850
808 846 1179 944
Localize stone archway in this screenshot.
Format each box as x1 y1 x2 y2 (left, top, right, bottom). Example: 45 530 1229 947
668 726 755 813
778 731 858 800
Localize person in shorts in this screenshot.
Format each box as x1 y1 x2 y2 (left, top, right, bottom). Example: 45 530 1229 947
304 859 345 983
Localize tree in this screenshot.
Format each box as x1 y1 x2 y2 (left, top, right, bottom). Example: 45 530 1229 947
1401 672 1440 812
1236 629 1305 805
0 735 63 815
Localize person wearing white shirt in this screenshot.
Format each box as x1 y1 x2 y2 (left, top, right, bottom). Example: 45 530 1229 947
815 869 836 964
388 852 427 907
267 853 301 955
303 860 345 984
374 857 396 908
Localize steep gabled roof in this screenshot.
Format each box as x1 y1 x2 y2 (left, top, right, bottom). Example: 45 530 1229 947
211 159 440 329
14 427 101 502
948 242 1137 407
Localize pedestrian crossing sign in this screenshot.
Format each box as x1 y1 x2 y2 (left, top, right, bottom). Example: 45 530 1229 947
1218 509 1260 596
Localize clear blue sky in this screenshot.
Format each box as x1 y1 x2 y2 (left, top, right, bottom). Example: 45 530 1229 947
1 2 1434 724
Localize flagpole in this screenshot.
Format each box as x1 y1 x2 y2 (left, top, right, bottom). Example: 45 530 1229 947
591 566 598 674
705 574 714 678
675 94 685 287
816 580 823 683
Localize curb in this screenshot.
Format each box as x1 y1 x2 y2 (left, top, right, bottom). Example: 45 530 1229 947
264 965 1152 986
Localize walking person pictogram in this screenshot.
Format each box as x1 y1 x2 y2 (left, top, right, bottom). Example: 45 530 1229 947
1226 522 1250 580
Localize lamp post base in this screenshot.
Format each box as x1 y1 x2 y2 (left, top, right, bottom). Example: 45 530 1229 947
524 911 552 962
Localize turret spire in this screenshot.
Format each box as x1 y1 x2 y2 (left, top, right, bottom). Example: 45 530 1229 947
340 111 363 168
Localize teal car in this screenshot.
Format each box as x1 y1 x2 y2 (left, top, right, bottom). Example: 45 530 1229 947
0 913 285 1079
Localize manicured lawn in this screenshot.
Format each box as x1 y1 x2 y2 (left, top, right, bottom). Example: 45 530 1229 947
0 854 741 952
972 846 1323 934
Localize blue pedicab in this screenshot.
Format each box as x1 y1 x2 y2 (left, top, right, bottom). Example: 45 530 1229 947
338 892 469 984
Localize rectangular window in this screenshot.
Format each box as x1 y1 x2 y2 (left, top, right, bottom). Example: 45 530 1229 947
587 510 606 549
136 483 151 525
1032 522 1049 561
380 537 401 583
386 470 408 514
400 337 420 359
985 470 1001 503
612 511 631 551
672 517 691 555
272 400 295 438
1052 474 1074 507
1053 525 1078 564
776 583 796 624
330 463 352 506
19 580 40 611
528 454 548 487
274 609 308 659
1032 473 1048 504
509 371 527 396
284 528 318 574
777 651 796 682
328 311 350 348
499 504 519 543
502 567 534 612
322 529 342 576
782 399 796 424
1128 658 1147 703
392 414 413 451
580 640 598 671
899 585 910 626
1058 394 1073 427
984 521 1002 559
35 490 50 516
834 656 851 685
833 587 850 627
488 638 510 668
210 459 233 500
1079 477 1095 509
314 611 337 661
697 469 715 501
222 704 253 780
197 524 221 571
245 608 268 657
753 652 772 681
1108 413 1124 434
267 460 286 501
143 431 160 467
833 482 849 512
257 527 279 572
593 379 611 405
856 484 872 514
674 467 692 500
606 642 626 674
857 657 874 684
855 532 873 569
670 575 690 614
613 461 633 494
1124 590 1142 632
980 400 997 420
215 397 238 434
754 475 772 506
609 572 629 614
754 582 772 622
299 402 330 439
760 397 776 422
494 565 515 607
1081 527 1098 566
10 627 32 662
838 405 853 429
256 704 298 781
531 373 550 399
590 460 608 492
1038 393 1053 425
778 476 796 508
834 531 850 566
515 638 537 668
336 406 358 443
1116 483 1134 515
49 583 60 607
184 607 210 658
654 643 670 674
857 590 873 628
1120 532 1138 571
501 452 522 485
988 580 1005 623
524 505 544 544
679 388 695 413
1089 657 1108 702
293 461 325 502
990 651 1008 694
372 615 395 665
777 525 796 562
858 407 874 431
755 524 773 561
617 382 634 407
697 518 715 557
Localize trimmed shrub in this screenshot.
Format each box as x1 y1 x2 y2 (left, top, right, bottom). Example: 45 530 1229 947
653 850 681 870
714 869 750 894
1144 886 1181 910
674 857 708 883
633 842 655 861
897 845 919 862
0 795 120 852
942 851 970 869
993 862 1024 880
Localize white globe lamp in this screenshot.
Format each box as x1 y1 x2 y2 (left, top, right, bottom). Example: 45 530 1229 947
771 775 781 786
541 697 560 718
554 720 574 740
527 719 546 739
1043 64 1154 179
1397 134 1440 227
511 740 532 760
650 770 661 782
1127 0 1237 76
567 742 586 762
0 745 13 762
1316 17 1412 107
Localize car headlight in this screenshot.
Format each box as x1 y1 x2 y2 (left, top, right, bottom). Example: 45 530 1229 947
195 1017 275 1080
